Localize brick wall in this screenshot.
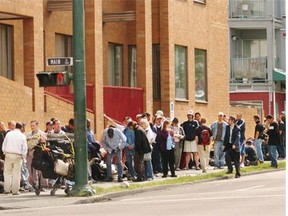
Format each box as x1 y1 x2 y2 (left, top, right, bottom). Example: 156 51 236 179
229 106 261 140
158 0 230 124
0 77 33 125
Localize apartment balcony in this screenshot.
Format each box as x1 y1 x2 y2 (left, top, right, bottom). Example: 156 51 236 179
229 0 283 19
230 57 268 84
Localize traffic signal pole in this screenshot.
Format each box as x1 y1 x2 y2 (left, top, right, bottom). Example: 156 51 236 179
70 0 95 196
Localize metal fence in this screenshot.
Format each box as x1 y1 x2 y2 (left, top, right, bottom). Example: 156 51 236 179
229 0 283 19
230 57 268 83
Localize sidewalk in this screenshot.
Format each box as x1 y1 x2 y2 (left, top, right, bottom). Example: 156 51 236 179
0 167 216 210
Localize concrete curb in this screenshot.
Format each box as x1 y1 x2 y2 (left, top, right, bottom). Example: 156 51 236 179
75 168 285 204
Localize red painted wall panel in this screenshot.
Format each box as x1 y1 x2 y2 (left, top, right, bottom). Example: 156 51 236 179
230 91 286 116
103 86 144 122
45 85 144 122
230 92 270 116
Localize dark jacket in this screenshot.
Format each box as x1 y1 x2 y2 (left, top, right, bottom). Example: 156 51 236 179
267 121 280 145
223 124 240 152
134 126 151 154
181 120 199 141
157 130 174 152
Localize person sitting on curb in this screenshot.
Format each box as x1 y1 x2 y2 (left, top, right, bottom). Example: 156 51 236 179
244 139 258 166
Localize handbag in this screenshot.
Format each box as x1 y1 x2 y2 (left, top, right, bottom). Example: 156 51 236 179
143 152 152 161
54 159 69 176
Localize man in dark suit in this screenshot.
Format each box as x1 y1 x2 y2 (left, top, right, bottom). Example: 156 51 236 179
223 116 241 178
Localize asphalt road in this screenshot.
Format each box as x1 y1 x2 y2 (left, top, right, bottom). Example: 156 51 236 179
2 170 286 216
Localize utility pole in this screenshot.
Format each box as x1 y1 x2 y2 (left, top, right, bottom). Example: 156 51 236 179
70 0 95 196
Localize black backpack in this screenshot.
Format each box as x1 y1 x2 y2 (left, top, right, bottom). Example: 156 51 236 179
32 147 50 171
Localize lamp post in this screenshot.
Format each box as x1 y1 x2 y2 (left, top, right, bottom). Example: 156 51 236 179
70 0 95 196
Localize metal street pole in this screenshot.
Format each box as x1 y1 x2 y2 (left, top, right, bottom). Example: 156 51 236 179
71 0 95 196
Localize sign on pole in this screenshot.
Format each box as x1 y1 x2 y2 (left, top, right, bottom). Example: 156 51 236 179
47 57 73 66
170 101 175 120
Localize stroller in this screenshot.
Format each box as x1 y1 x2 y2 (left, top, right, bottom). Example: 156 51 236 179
89 142 108 181
31 134 75 196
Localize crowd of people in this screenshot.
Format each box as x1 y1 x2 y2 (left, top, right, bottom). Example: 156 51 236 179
0 109 285 195
101 109 286 182
0 119 74 195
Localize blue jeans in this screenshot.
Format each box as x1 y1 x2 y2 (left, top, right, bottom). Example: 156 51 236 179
125 154 137 178
21 162 31 188
144 161 154 179
106 149 123 179
268 145 278 167
214 141 225 168
277 136 286 158
254 138 264 161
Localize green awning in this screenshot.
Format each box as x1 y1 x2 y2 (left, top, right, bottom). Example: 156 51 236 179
273 68 286 81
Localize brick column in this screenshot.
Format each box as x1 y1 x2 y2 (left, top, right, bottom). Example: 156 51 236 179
85 0 104 139
136 0 153 114
159 0 172 116
23 11 44 117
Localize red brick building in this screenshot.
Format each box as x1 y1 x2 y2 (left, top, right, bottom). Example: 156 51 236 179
0 0 232 137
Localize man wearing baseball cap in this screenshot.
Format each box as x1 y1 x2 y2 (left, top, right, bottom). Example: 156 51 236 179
181 110 200 170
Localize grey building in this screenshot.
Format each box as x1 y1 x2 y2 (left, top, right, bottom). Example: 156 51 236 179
229 0 286 116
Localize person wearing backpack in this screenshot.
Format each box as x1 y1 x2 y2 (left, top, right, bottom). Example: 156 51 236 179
195 118 213 173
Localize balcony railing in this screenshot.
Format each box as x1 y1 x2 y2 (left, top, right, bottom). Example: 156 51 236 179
230 57 268 84
229 0 279 19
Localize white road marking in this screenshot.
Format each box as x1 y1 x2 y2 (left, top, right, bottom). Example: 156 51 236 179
118 194 285 204
236 185 264 191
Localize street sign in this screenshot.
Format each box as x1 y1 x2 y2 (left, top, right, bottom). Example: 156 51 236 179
47 57 73 66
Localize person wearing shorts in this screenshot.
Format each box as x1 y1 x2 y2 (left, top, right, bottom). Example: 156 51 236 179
181 110 199 170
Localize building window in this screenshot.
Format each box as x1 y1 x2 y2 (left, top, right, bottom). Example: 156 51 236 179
0 24 13 80
108 43 123 86
195 49 207 102
55 34 73 73
128 45 137 87
175 45 187 99
153 44 161 100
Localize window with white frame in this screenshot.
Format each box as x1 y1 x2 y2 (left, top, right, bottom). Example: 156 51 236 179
175 45 187 99
0 24 13 80
108 43 123 86
195 49 207 102
128 45 137 87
